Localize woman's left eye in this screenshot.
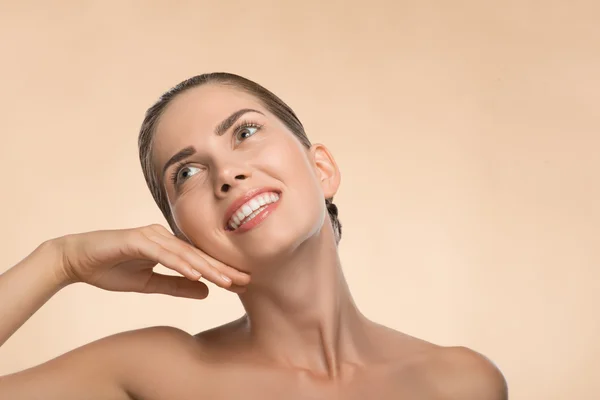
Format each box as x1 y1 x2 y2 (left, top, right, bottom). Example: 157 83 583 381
235 124 260 143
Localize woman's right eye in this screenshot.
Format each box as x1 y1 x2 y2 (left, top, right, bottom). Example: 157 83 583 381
173 165 201 184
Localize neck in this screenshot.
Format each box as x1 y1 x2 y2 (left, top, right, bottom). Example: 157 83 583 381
238 225 373 379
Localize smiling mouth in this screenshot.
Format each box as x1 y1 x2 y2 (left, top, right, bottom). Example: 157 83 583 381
226 191 281 231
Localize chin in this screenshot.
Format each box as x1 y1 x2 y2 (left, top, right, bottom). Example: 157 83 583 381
233 218 319 269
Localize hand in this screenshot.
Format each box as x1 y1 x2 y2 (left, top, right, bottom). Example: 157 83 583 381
52 224 249 299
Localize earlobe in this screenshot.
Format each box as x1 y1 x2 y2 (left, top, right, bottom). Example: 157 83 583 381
310 144 341 199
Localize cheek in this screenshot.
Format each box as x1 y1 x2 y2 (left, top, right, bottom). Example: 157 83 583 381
277 152 328 237
261 138 314 186
171 194 220 247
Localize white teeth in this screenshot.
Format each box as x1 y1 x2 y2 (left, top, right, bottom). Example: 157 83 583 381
228 191 280 230
249 198 261 211
241 204 253 216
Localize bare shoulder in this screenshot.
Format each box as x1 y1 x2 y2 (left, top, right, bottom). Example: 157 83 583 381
373 327 507 400
105 325 198 351
101 325 207 372
421 346 508 400
93 326 212 399
67 325 204 377
71 325 200 362
0 325 200 400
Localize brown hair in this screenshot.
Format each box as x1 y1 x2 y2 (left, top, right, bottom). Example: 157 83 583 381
137 72 342 244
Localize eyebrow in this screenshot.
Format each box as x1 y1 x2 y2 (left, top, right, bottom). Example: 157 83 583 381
161 108 264 180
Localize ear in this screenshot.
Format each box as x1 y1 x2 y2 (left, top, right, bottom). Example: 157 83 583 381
309 143 341 199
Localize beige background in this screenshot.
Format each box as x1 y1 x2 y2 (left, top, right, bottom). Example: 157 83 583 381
1 1 598 399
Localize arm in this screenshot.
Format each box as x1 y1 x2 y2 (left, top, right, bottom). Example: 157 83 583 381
0 226 249 399
0 240 67 347
0 240 130 399
0 336 132 400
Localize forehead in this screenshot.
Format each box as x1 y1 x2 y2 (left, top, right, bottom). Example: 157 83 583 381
152 84 266 166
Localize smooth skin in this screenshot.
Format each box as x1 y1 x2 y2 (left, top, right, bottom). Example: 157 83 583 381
0 84 508 399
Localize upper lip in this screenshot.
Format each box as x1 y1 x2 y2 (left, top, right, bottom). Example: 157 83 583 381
223 187 281 228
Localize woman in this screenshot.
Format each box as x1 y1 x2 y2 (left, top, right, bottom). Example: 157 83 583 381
0 73 508 399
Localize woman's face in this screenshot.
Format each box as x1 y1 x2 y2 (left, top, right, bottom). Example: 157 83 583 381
151 84 340 272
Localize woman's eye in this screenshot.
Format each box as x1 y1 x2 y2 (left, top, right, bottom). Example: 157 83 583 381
235 125 259 143
176 165 201 183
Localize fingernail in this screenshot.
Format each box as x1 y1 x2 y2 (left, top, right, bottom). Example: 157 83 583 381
192 270 202 278
221 274 232 283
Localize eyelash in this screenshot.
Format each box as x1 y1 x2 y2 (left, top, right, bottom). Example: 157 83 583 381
169 120 264 186
234 119 263 141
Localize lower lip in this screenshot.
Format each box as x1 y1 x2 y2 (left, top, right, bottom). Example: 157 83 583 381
230 200 281 234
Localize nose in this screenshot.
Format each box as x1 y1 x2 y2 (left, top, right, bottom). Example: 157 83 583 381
215 164 250 195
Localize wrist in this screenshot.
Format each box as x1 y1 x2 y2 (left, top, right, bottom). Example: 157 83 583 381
35 237 76 289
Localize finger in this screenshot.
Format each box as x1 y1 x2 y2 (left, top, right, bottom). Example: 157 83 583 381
146 226 251 286
129 233 205 282
143 232 234 288
146 224 250 286
148 224 250 286
142 273 209 299
189 248 251 286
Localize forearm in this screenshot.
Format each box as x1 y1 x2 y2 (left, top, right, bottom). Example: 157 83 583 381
0 240 70 347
